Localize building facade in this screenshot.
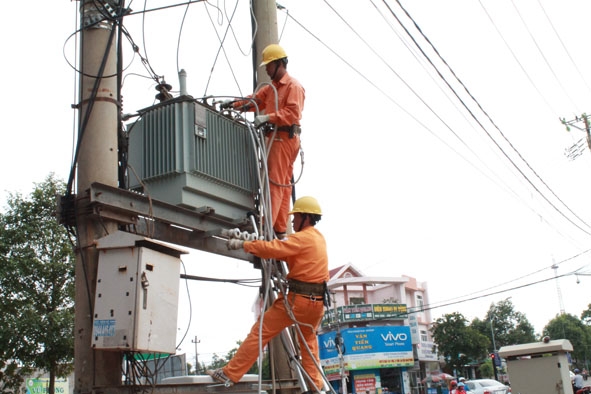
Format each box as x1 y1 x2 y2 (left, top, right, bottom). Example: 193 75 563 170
319 264 439 394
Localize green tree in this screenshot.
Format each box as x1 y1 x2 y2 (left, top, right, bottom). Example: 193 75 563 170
544 313 591 369
207 353 229 370
581 304 591 325
479 359 494 379
0 174 75 394
471 298 536 352
431 312 489 376
204 341 270 380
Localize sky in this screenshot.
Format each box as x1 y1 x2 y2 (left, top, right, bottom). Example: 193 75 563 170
4 0 591 366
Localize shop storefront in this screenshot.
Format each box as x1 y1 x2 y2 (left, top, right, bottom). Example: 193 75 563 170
319 326 413 394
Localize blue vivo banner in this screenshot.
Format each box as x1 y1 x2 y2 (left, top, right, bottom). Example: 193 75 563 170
319 326 414 372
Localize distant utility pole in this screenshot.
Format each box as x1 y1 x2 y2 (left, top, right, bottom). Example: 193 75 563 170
561 113 591 160
74 0 121 391
331 293 348 394
192 336 200 374
490 317 499 382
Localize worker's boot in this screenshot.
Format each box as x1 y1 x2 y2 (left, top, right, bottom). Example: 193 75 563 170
206 369 234 387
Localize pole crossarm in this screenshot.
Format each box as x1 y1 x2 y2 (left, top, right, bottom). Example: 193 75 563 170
87 182 255 262
560 114 589 131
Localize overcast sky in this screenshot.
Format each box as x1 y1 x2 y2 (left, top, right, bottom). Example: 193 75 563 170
3 0 591 365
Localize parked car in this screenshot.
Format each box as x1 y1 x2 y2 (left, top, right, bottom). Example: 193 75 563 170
464 379 511 394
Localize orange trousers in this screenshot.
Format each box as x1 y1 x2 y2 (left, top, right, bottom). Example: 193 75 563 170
223 293 325 390
266 134 300 234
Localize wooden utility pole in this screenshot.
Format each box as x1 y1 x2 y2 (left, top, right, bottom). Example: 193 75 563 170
74 1 121 391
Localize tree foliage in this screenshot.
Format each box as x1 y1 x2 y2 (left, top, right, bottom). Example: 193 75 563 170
471 298 536 352
479 359 494 379
204 341 270 379
431 297 591 380
544 313 591 369
581 304 591 326
0 174 75 393
430 312 489 375
432 300 536 379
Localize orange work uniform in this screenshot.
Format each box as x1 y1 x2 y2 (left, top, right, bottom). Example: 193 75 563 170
222 226 328 390
235 72 305 234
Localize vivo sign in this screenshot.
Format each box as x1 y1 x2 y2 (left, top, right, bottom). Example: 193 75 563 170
319 326 412 358
324 337 336 349
381 331 408 341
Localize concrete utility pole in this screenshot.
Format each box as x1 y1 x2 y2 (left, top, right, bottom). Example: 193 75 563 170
75 1 121 391
251 2 301 389
252 0 279 88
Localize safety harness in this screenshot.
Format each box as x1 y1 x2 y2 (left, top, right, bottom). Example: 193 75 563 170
287 279 331 308
262 123 301 138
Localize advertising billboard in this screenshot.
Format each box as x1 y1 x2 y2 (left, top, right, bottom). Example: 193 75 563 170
26 378 69 394
319 326 414 373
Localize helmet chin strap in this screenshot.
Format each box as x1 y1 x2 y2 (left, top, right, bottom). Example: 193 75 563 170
271 61 280 80
295 214 308 232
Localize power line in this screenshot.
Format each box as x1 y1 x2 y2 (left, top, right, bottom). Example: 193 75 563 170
119 0 591 242
476 0 558 115
280 4 542 226
421 267 580 315
424 247 591 311
509 0 580 112
535 0 591 99
388 0 591 236
281 0 591 239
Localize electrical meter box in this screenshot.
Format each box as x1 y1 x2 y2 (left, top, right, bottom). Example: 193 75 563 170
92 231 187 354
499 339 574 394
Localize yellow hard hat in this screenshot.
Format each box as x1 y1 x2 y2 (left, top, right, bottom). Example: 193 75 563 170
259 44 288 67
289 196 322 215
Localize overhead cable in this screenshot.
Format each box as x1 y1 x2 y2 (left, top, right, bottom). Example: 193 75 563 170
388 0 591 236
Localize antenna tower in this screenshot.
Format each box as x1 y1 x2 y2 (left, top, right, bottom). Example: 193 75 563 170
551 261 565 315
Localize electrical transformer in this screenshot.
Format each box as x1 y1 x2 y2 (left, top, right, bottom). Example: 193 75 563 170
127 96 259 223
92 231 187 354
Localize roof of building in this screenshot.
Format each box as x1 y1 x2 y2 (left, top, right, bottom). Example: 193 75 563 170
328 263 409 289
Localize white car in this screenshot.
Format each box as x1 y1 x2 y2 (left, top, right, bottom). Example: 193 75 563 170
464 379 511 394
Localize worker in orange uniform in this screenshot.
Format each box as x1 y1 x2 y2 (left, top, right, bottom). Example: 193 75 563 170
207 196 328 392
222 44 305 239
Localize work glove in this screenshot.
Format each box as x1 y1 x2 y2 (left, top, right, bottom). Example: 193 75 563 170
227 239 244 250
254 114 270 127
220 99 234 110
